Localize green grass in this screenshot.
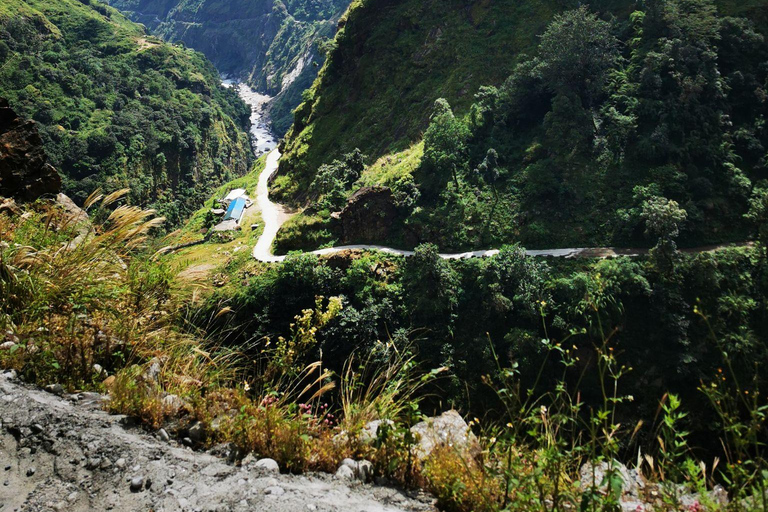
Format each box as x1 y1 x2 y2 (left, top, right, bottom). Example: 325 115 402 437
359 142 423 188
181 155 267 236
165 155 269 284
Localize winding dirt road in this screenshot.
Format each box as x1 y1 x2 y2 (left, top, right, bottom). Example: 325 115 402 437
252 149 747 263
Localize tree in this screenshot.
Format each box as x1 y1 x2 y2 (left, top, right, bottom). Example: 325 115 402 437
474 148 501 195
538 6 619 106
403 243 459 331
746 186 768 252
419 99 470 195
310 148 366 210
642 196 687 275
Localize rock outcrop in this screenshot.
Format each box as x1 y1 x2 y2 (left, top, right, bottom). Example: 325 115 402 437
337 186 397 244
0 98 61 201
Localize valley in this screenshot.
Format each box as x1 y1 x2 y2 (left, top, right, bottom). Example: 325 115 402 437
2 1 768 511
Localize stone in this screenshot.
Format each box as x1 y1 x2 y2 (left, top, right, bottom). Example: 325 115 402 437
0 98 61 201
44 384 65 395
162 394 189 416
359 419 395 444
254 458 279 473
26 467 36 476
264 486 285 496
102 375 116 390
410 410 480 461
158 428 170 442
130 476 144 492
335 464 355 481
0 341 16 351
340 458 358 472
144 357 163 382
579 461 642 498
357 460 374 482
188 421 206 444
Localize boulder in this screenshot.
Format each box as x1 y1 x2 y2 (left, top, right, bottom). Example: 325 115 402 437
410 410 479 461
337 186 397 244
254 458 280 474
0 98 61 201
361 419 395 443
335 464 355 481
188 421 206 444
579 461 643 498
357 460 374 482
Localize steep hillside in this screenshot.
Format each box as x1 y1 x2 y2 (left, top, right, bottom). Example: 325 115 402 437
107 0 349 134
0 0 252 226
276 0 768 251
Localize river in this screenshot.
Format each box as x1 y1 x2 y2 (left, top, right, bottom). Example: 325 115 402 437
222 78 278 156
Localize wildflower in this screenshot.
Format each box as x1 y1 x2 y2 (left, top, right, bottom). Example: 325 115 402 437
506 422 513 428
243 381 250 392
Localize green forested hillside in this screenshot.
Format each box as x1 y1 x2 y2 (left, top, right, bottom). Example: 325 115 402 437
277 0 768 251
107 0 349 134
0 0 252 225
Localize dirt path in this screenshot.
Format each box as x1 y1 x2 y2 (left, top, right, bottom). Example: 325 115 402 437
0 370 435 512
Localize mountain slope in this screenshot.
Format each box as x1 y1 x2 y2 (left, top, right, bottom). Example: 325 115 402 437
106 0 349 134
0 0 252 226
276 0 768 251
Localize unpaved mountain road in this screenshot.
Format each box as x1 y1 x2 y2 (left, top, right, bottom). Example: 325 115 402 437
0 370 435 512
252 149 750 263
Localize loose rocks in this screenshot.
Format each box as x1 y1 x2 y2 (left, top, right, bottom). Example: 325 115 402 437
0 371 437 511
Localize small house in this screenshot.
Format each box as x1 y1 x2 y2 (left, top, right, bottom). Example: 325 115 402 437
224 197 246 223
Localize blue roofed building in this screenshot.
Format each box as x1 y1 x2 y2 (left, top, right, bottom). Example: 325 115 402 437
223 197 246 222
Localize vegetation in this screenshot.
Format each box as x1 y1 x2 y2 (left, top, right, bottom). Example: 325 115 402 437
0 0 252 226
3 0 768 510
3 195 768 511
278 0 768 251
107 0 349 135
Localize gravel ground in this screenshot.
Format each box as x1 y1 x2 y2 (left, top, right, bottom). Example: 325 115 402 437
0 370 436 512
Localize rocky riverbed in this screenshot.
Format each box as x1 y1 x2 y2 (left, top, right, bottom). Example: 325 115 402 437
0 370 435 512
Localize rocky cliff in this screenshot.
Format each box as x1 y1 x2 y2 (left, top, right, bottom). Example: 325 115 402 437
0 98 60 201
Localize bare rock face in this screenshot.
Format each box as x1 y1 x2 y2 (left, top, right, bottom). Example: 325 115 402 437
0 98 61 201
338 186 397 244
